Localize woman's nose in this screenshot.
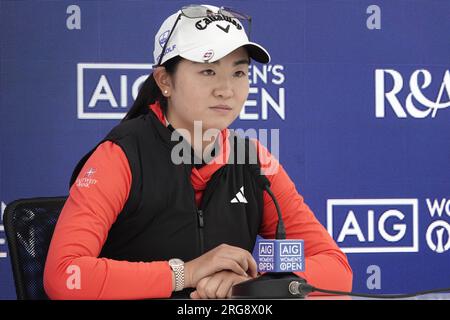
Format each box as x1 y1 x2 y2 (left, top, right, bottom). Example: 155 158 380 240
213 77 234 99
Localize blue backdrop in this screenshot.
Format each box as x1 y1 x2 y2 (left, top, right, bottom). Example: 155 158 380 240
1 0 449 299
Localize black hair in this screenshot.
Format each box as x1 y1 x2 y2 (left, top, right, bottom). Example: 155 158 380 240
121 56 183 122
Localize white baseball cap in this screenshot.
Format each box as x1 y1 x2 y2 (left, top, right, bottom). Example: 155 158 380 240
153 4 271 66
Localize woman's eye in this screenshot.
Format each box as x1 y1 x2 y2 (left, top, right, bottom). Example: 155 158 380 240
201 69 215 76
234 70 247 78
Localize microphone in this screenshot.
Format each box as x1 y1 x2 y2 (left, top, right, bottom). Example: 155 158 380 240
245 162 286 239
231 162 309 299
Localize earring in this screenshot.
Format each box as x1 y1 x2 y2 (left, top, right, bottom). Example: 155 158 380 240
164 90 168 96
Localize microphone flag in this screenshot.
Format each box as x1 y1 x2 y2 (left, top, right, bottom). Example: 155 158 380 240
253 237 305 273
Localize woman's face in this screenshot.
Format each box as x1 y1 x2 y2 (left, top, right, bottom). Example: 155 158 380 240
166 47 250 132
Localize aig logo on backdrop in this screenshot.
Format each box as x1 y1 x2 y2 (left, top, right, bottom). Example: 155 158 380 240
77 63 152 119
327 199 419 253
375 69 450 118
76 62 286 120
328 198 450 254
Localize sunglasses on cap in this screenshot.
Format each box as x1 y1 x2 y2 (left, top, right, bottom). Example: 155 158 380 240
156 4 252 67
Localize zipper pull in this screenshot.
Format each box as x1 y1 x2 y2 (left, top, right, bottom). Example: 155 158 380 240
197 209 204 228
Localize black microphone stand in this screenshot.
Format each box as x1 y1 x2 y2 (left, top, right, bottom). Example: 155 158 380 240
232 272 309 299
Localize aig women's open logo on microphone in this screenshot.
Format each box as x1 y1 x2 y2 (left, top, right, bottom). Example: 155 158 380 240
254 238 305 273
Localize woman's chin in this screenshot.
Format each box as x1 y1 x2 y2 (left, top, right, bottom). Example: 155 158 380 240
203 121 232 133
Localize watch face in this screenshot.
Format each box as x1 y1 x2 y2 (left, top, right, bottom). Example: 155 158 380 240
169 258 183 267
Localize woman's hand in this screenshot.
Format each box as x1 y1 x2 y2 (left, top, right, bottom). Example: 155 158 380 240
184 244 257 289
190 270 252 299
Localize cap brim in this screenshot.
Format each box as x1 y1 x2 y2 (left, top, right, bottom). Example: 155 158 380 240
244 42 271 64
180 40 271 64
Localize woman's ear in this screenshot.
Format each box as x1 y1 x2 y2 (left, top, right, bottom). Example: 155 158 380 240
153 67 172 97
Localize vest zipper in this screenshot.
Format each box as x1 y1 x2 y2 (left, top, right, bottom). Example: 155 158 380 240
197 209 205 254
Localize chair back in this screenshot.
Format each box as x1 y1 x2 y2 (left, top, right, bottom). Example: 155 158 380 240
4 197 67 300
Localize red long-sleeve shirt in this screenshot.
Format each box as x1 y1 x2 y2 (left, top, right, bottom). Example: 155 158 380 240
44 108 352 300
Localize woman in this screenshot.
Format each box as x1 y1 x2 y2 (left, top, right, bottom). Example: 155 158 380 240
44 4 352 299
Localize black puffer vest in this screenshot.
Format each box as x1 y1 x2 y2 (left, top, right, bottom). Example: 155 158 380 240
70 112 264 295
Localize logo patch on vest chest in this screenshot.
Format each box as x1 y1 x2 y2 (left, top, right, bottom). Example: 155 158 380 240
230 186 248 204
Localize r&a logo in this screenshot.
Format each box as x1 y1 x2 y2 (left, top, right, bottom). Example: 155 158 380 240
375 69 450 118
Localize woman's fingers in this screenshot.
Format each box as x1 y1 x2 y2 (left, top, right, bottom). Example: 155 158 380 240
202 276 223 299
216 259 247 277
220 245 257 278
216 277 234 298
190 271 251 299
185 244 257 287
194 277 210 299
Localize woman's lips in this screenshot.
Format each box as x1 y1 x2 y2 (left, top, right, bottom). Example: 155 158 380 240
209 105 233 114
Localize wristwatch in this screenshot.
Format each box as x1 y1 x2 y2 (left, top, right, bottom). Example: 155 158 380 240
168 258 185 292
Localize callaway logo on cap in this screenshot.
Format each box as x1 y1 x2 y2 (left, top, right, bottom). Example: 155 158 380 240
153 4 270 66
